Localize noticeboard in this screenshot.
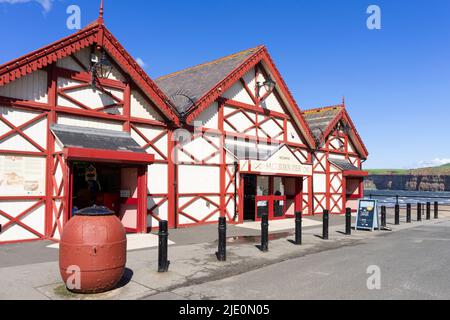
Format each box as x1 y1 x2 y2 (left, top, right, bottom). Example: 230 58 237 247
355 199 380 231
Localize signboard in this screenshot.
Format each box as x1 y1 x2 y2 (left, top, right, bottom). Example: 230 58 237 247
0 155 46 196
240 145 313 176
355 199 380 231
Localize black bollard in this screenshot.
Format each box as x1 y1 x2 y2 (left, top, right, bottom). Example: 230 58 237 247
417 203 422 222
294 211 302 245
216 217 227 261
395 204 400 225
381 206 387 228
426 202 431 220
260 213 269 252
323 210 329 240
434 202 439 219
158 220 170 273
406 204 412 223
345 208 352 235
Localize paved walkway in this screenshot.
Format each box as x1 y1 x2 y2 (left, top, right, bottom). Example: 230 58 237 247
160 220 450 300
0 208 447 300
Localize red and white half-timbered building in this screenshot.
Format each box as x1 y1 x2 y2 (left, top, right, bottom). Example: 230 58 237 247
303 105 369 215
0 11 368 244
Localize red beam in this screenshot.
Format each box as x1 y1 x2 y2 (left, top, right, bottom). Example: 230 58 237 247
63 147 154 164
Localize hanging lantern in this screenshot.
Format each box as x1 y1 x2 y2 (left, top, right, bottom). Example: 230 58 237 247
257 76 276 98
90 51 113 87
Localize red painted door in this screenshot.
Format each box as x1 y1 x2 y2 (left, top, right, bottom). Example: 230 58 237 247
255 195 287 221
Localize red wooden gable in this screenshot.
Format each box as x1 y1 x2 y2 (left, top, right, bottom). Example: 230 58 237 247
182 46 317 149
0 19 180 126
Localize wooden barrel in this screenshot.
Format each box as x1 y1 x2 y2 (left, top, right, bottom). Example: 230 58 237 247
59 206 127 294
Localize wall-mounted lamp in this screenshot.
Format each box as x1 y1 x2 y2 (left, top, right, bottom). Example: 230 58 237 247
90 51 113 88
256 77 276 98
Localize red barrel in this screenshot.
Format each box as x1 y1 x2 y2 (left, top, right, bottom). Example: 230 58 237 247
59 206 127 294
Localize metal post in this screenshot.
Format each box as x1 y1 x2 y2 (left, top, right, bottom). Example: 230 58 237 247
381 206 387 228
434 202 439 219
406 203 411 223
260 213 269 252
345 208 352 235
417 203 422 222
323 210 329 240
158 220 170 273
294 211 302 245
423 203 426 220
395 204 400 225
396 195 399 205
426 202 431 220
216 217 227 261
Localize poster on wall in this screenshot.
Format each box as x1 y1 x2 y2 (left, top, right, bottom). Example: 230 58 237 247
0 155 46 196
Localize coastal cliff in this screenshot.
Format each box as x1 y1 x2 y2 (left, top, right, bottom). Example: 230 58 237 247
365 175 450 192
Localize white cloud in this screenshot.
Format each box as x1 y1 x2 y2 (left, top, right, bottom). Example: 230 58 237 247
415 158 450 168
136 57 146 68
0 0 54 12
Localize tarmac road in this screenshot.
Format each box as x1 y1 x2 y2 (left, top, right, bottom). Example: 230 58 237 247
149 220 450 300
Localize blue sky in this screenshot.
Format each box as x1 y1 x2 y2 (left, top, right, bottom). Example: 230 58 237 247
0 0 449 169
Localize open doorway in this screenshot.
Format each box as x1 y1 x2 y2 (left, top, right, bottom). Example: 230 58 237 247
243 175 303 222
69 162 145 233
243 175 257 221
71 162 121 215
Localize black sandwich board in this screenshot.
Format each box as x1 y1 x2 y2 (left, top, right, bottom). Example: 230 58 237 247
355 199 380 231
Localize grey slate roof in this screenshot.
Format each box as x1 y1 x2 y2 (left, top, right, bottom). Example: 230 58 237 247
155 46 262 114
51 124 145 153
329 158 360 171
302 105 344 141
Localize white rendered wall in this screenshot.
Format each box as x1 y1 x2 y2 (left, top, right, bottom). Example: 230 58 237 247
0 107 47 152
0 70 48 103
57 114 123 131
130 90 164 122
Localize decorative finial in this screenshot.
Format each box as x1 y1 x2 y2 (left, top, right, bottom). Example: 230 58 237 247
98 0 104 22
342 96 346 107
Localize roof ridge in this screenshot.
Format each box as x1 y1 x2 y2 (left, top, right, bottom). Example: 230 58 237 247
302 104 345 115
156 45 265 81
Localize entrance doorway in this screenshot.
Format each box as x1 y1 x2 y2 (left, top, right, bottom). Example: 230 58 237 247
243 175 302 221
69 162 147 233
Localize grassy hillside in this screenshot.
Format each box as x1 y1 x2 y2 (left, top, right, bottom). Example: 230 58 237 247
369 163 450 175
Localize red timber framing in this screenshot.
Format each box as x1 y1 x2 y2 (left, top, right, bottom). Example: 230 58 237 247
0 17 179 244
309 105 369 215
175 50 316 222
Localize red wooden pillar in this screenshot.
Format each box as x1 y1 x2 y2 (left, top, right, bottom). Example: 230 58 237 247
238 170 245 224
167 127 176 228
123 82 131 132
342 177 347 214
45 65 57 239
137 166 148 233
218 100 227 218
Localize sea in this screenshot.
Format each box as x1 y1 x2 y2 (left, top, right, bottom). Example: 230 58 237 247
365 190 450 207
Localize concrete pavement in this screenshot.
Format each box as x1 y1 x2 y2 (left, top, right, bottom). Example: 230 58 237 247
161 220 450 300
0 207 448 300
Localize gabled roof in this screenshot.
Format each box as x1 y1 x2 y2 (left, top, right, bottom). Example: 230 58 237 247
0 18 180 126
303 104 369 159
303 105 344 141
156 46 262 114
156 46 317 149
